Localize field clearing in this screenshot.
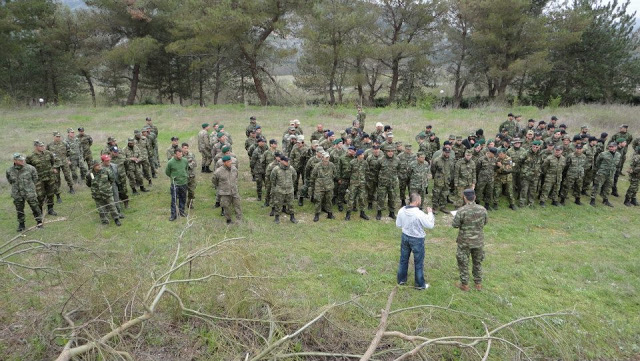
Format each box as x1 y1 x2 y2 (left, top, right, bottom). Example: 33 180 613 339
1 104 639 360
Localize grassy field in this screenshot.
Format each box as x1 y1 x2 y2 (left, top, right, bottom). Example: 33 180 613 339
0 104 639 360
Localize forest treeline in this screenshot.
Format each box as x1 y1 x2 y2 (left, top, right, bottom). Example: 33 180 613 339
0 0 638 107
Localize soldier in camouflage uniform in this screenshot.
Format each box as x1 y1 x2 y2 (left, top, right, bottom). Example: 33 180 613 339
26 141 58 216
518 141 543 207
475 148 497 209
212 155 242 224
494 149 516 210
181 143 197 209
452 136 466 161
611 125 633 195
134 130 153 185
453 150 476 208
77 127 93 170
560 144 586 205
336 146 356 211
453 189 488 292
345 149 369 220
47 131 74 198
141 128 157 179
311 124 324 142
311 152 337 221
199 123 213 173
408 152 430 210
364 145 381 208
166 136 180 161
251 138 268 201
591 142 621 207
581 136 598 196
100 154 125 219
123 138 148 194
270 156 298 224
303 146 323 202
431 148 454 213
265 152 283 215
507 138 525 197
86 160 121 226
109 147 129 211
262 140 279 207
373 145 400 220
624 145 640 206
145 117 159 169
101 137 118 156
245 116 258 137
397 144 416 207
289 135 310 204
7 153 43 231
66 128 86 183
498 113 518 138
539 146 566 206
355 105 366 131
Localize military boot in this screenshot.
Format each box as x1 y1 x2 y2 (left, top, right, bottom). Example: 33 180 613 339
47 206 57 216
131 187 139 195
36 219 43 228
338 204 344 212
590 198 596 206
624 196 632 207
611 187 619 197
201 166 205 173
368 202 372 210
69 186 75 194
376 210 382 220
290 213 298 224
274 215 280 224
388 211 396 219
603 199 614 207
360 211 370 220
298 197 303 206
575 197 582 205
539 201 546 207
269 207 275 217
282 206 288 215
631 198 639 206
221 208 225 216
327 212 335 219
559 197 565 206
214 201 220 208
313 213 320 222
140 186 149 192
114 218 122 226
551 201 559 206
509 204 517 210
56 194 62 203
345 211 351 220
257 194 262 201
17 222 25 232
263 199 269 207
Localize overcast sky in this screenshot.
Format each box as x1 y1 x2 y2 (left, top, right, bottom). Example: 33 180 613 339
629 0 640 16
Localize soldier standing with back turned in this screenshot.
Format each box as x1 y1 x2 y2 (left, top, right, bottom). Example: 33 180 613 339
453 189 488 292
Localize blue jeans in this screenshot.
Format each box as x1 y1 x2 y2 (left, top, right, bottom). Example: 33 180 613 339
397 233 426 288
170 184 187 218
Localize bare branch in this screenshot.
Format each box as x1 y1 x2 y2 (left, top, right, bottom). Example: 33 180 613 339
360 286 397 361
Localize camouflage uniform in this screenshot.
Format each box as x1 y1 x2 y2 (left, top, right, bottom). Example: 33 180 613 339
498 119 518 138
539 153 566 204
123 143 144 189
146 122 160 168
452 200 488 287
560 151 586 201
47 139 73 192
507 146 525 196
365 150 383 207
347 157 369 212
290 144 310 198
67 133 87 182
493 155 515 207
310 130 324 142
6 161 42 227
86 166 120 224
311 161 337 215
336 153 355 209
198 129 212 169
270 163 297 219
624 152 640 204
304 153 322 200
374 152 400 213
582 143 596 196
212 164 242 222
475 154 497 207
518 149 543 207
78 132 93 166
251 145 267 199
145 130 159 170
397 150 416 205
408 158 430 209
591 150 621 204
110 153 129 211
265 159 280 206
431 153 454 211
185 151 197 207
26 149 56 212
104 164 124 218
453 157 476 207
135 134 152 182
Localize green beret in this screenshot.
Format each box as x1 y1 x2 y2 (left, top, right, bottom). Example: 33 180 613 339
222 155 231 162
617 137 626 143
532 140 542 146
477 139 485 145
217 132 224 138
636 145 640 152
221 146 230 153
202 123 209 128
497 148 505 154
218 125 224 129
333 139 342 145
487 138 494 144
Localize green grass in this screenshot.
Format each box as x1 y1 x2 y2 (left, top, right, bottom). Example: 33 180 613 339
1 104 639 360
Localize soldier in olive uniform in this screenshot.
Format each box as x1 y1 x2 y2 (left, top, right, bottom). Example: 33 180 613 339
507 138 525 196
182 143 197 209
494 149 516 210
431 148 455 214
123 138 149 194
397 144 416 207
611 125 633 193
77 127 93 169
624 145 640 206
355 105 366 131
145 117 160 169
7 153 43 231
311 152 337 221
141 128 157 178
212 155 242 224
198 123 213 173
134 130 153 185
265 152 283 215
47 131 74 197
591 142 621 207
475 148 497 209
245 116 258 137
101 154 125 219
346 149 369 220
519 141 543 207
374 145 400 220
408 152 430 210
336 146 356 211
270 156 298 224
262 140 279 207
86 160 122 226
26 141 58 216
560 144 586 205
109 147 129 210
453 189 488 292
540 146 566 206
66 128 87 183
289 135 310 204
251 138 268 201
453 150 476 208
582 136 598 196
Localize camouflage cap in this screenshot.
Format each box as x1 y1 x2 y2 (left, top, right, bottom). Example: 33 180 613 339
67 128 74 133
383 144 395 152
293 119 300 124
91 160 101 167
316 146 324 152
297 135 305 141
107 136 116 142
581 125 589 129
134 129 141 134
456 136 463 140
609 142 618 147
405 144 412 149
250 116 256 121
142 126 150 132
620 124 628 128
465 149 473 156
288 126 296 131
562 135 570 140
497 148 505 154
127 137 135 142
448 134 455 139
322 152 330 158
512 137 522 143
386 131 394 137
375 122 384 127
311 140 319 146
417 151 426 157
53 131 61 137
527 130 534 135
34 140 44 147
13 152 25 161
171 136 179 141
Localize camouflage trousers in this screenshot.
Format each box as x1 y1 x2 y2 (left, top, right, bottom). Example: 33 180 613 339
592 174 613 201
151 147 160 169
200 150 212 168
272 192 294 217
139 159 152 181
116 182 128 215
54 163 74 192
432 182 449 211
625 172 639 199
294 171 303 198
83 152 93 166
220 194 242 221
94 195 120 223
366 179 378 205
560 175 583 200
348 183 367 211
37 178 56 209
519 175 540 207
456 245 484 285
512 171 522 196
255 173 265 199
539 176 562 203
69 157 87 183
475 177 494 206
376 183 396 212
494 176 515 206
410 187 427 209
314 189 333 214
126 163 144 188
398 176 410 203
187 176 196 205
582 167 594 196
336 179 350 207
13 196 42 224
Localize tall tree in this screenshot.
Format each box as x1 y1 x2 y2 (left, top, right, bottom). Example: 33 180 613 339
442 0 475 107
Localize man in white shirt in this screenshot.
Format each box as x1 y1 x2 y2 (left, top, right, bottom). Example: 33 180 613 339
395 193 435 290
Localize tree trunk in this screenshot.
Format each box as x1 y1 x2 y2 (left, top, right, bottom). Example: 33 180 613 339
81 70 96 108
199 67 204 107
126 64 140 106
355 57 364 104
244 52 267 106
387 57 400 105
240 71 245 104
213 61 221 105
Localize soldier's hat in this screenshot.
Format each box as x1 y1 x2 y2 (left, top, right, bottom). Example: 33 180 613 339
348 146 356 151
288 126 296 131
562 135 570 140
443 140 451 146
78 127 85 131
386 131 394 137
551 116 558 120
326 131 335 137
293 119 301 125
405 144 412 149
267 138 275 144
468 133 476 138
202 123 209 128
448 134 456 139
67 128 74 133
107 136 116 142
217 132 224 138
416 151 426 157
127 137 135 142
91 160 101 167
53 131 61 137
508 113 514 117
609 141 618 147
356 149 364 156
497 148 506 154
297 135 305 141
250 116 256 121
512 137 522 143
443 148 451 153
465 149 473 156
311 140 319 146
375 122 384 127
257 137 266 143
142 126 150 131
463 189 475 198
333 139 342 145
34 140 44 147
280 155 289 162
382 144 395 152
554 145 563 151
362 133 370 138
372 145 380 149
13 152 25 161
572 135 582 141
581 125 589 129
274 151 282 158
316 146 324 152
532 140 542 146
488 147 498 154
222 146 231 153
322 152 330 158
617 137 626 143
171 136 179 141
134 129 141 134
575 144 583 149
255 125 262 129
101 154 111 161
620 124 629 128
588 136 598 142
218 125 224 129
477 139 485 145
456 136 463 140
222 155 232 162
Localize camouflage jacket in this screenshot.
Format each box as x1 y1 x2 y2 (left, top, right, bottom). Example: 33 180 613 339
185 152 197 178
452 201 488 248
244 137 256 153
612 132 633 150
476 155 497 181
198 130 210 152
66 136 82 159
409 160 430 190
565 152 586 178
629 154 640 175
251 145 267 174
101 143 117 156
310 130 324 142
397 152 416 179
26 150 55 182
123 145 142 168
374 154 400 187
519 150 543 178
498 119 518 137
47 140 70 165
78 133 93 157
135 137 149 161
215 155 238 170
454 158 476 188
6 164 39 200
245 123 258 138
542 154 566 183
506 147 525 172
166 144 180 161
290 145 311 172
270 164 297 194
595 151 621 178
431 155 454 187
495 156 514 181
349 158 368 186
337 154 355 180
311 161 337 192
452 144 466 160
265 161 279 185
261 148 277 172
212 164 239 195
110 154 128 187
86 167 114 199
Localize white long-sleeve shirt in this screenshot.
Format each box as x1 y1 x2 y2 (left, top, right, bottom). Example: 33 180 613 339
395 206 435 238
